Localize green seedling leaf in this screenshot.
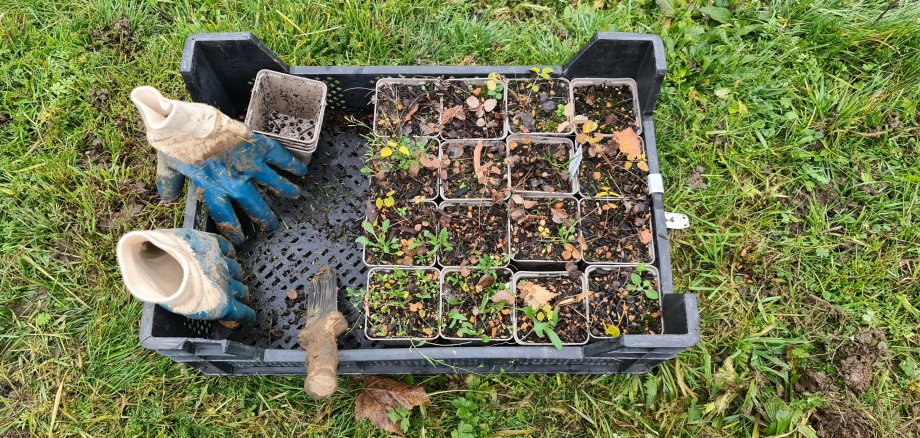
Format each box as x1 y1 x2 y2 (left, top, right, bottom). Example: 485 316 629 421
645 289 660 300
362 220 375 234
546 329 563 350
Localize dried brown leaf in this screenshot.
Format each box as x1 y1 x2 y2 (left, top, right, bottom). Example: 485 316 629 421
511 194 525 205
473 140 487 185
466 95 480 109
475 274 495 290
402 103 419 123
419 153 439 170
483 98 497 112
556 120 570 133
550 207 569 224
408 162 420 177
408 302 423 312
518 281 558 309
441 105 463 124
355 376 430 436
615 128 642 157
564 102 575 118
565 261 580 279
286 289 298 300
218 320 240 329
639 228 653 245
489 289 515 306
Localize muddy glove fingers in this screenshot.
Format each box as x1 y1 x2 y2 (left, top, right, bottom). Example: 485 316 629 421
116 228 257 324
156 152 185 202
254 134 309 178
200 190 247 246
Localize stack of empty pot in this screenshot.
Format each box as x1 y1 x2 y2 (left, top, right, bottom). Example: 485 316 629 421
245 70 327 164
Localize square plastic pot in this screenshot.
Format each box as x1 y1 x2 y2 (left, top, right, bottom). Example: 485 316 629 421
570 78 641 136
574 136 648 199
365 266 441 345
373 78 443 138
440 77 508 141
361 200 439 268
508 135 578 196
439 139 512 202
437 200 511 268
509 194 582 269
367 137 441 203
439 267 515 344
512 271 589 347
585 265 662 341
578 198 655 265
245 69 328 155
505 77 575 136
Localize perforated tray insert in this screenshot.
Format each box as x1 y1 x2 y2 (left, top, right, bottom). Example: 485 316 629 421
214 113 374 350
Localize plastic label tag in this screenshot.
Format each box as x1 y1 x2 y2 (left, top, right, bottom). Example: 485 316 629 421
665 212 690 229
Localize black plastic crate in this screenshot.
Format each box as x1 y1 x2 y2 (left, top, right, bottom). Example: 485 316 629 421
139 32 699 375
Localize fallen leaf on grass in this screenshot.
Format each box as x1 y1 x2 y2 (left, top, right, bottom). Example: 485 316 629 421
355 376 430 436
615 128 642 157
489 289 515 305
286 289 298 300
518 281 558 309
638 229 653 245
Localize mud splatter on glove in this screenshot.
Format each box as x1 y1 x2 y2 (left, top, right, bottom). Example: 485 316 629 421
117 228 256 324
131 86 308 245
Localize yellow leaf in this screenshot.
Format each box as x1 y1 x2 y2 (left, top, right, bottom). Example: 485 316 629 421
637 160 649 172
380 147 393 158
384 197 395 207
375 198 383 208
604 325 621 337
386 140 397 148
625 161 633 170
575 133 589 144
582 120 598 133
398 146 410 155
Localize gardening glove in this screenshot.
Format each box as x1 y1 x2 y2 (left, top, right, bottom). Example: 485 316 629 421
116 228 256 324
130 86 309 246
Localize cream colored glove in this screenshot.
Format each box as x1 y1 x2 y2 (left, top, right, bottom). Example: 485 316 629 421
117 228 255 323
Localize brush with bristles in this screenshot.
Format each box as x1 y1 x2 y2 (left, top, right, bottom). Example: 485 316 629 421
297 265 347 399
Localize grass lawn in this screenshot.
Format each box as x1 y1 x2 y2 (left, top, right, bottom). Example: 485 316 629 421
2 0 919 436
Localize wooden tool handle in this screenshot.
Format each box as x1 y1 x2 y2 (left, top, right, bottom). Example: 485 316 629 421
299 311 347 399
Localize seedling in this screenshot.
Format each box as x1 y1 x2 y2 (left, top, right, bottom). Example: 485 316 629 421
409 228 453 264
628 263 659 300
485 73 505 100
522 304 563 350
357 219 401 258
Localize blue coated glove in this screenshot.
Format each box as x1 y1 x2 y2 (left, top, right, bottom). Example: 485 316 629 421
117 228 257 324
131 86 308 246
